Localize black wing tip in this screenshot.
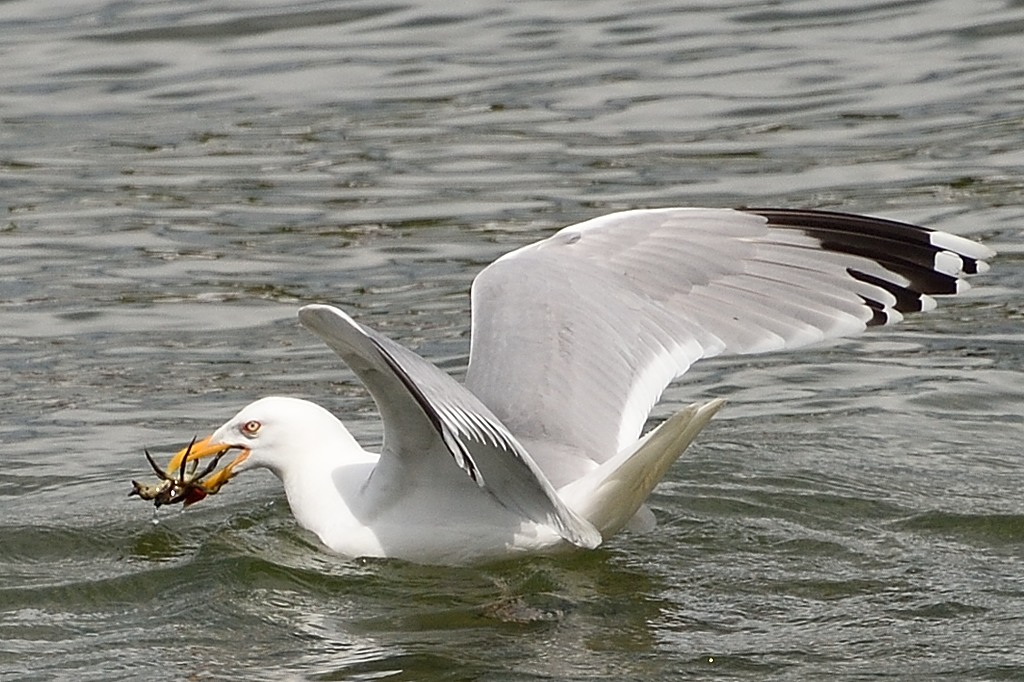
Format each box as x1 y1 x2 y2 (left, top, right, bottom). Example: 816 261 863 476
848 268 928 315
742 207 994 265
741 207 992 325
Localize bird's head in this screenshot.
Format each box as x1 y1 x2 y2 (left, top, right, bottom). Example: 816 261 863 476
165 396 360 494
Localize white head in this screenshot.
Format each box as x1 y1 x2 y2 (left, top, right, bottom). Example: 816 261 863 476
167 396 364 489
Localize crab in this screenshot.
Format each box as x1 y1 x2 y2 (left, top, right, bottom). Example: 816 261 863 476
129 437 230 508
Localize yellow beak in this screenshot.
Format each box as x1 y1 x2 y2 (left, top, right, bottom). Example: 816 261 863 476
167 434 251 494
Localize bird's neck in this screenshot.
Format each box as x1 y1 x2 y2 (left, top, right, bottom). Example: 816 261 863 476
276 438 380 555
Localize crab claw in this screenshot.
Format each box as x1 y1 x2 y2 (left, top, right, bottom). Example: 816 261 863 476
129 480 153 498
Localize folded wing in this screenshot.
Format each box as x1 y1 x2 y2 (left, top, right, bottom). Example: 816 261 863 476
297 304 601 549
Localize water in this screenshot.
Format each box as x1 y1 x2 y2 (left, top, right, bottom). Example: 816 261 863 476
2 0 1023 679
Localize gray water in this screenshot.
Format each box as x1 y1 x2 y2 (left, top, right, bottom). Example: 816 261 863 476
2 0 1023 679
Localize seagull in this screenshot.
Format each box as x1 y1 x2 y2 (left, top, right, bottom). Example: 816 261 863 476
164 208 993 564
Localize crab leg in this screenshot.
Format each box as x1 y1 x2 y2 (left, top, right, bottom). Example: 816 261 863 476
143 448 173 481
176 436 198 481
192 449 227 482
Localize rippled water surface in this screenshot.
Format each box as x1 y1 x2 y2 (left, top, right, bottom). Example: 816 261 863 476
2 1 1023 679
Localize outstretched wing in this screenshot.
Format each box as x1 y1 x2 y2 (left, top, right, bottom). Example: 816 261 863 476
297 304 600 549
465 208 993 485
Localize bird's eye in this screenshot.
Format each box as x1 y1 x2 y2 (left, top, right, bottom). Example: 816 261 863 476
242 420 262 436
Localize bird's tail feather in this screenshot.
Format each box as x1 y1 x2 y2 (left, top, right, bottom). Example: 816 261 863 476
559 399 726 540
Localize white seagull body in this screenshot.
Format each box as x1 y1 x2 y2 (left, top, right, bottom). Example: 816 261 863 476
170 208 994 565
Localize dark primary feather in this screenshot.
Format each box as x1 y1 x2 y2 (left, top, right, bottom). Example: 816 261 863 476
746 208 985 303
